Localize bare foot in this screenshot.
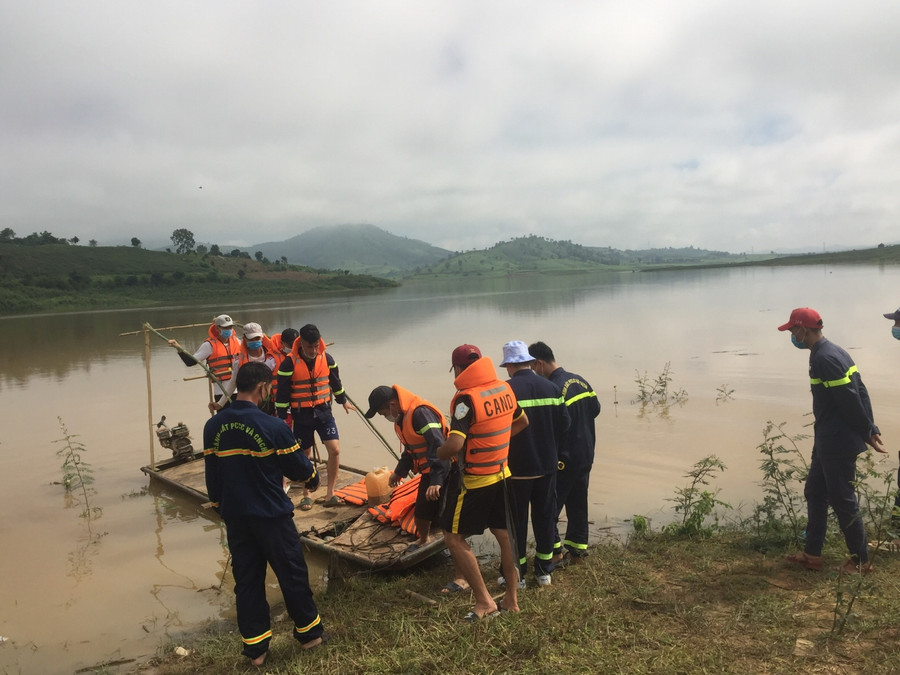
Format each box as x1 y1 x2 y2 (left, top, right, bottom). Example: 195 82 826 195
250 651 268 667
500 593 520 612
301 636 324 650
469 602 498 619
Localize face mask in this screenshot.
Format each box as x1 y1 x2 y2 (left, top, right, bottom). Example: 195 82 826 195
384 412 399 424
892 326 900 341
246 339 262 350
791 334 808 349
219 328 233 339
258 385 271 409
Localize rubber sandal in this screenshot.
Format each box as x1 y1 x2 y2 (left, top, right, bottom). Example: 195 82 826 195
462 609 499 623
323 496 343 507
785 551 822 571
834 559 873 575
441 580 468 594
299 497 313 511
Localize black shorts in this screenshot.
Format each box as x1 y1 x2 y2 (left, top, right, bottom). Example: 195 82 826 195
413 475 443 523
439 471 508 536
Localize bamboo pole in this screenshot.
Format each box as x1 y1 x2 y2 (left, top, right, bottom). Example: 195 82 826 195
343 391 401 462
120 322 210 337
142 322 227 389
145 326 156 470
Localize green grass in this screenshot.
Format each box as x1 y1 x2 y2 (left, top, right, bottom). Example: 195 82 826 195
135 531 900 674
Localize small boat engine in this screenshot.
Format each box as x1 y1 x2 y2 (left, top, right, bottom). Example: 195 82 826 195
155 415 194 460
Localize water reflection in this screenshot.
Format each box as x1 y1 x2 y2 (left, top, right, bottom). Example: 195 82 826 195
147 485 230 625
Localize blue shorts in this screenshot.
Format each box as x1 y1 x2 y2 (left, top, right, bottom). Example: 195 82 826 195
292 407 339 450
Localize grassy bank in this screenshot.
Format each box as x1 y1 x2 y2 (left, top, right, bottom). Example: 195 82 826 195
131 529 900 675
0 243 395 315
125 437 900 674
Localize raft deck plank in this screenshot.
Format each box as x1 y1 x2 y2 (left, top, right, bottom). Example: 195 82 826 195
141 453 444 570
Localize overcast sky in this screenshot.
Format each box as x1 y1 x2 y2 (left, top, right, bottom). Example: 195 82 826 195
2 2 899 253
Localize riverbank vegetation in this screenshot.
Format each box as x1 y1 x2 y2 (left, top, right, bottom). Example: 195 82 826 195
0 241 395 315
133 422 900 675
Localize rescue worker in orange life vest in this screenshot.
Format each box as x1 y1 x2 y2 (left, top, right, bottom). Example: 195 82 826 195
275 324 356 509
437 344 529 621
168 314 241 412
269 327 299 359
268 328 299 425
882 305 900 533
364 385 451 551
209 322 281 414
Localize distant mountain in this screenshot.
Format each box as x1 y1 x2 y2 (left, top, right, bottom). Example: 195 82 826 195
248 224 451 276
414 235 760 276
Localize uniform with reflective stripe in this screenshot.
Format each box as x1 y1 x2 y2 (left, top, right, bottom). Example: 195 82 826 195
506 369 569 476
808 338 879 454
202 400 323 658
546 365 600 557
392 385 449 477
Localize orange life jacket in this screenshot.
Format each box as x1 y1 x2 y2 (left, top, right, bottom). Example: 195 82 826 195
287 338 331 408
393 385 449 475
451 357 516 475
203 324 241 381
263 334 292 398
269 333 286 354
333 478 369 506
367 474 421 537
237 335 279 370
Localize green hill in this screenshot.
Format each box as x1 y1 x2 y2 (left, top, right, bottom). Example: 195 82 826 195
413 235 763 277
248 224 451 276
0 242 395 316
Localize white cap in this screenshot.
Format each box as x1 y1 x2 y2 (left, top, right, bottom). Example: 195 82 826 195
214 314 234 327
499 340 534 366
243 322 264 339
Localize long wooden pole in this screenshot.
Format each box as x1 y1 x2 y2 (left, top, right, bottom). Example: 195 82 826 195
145 326 156 470
142 322 226 389
343 392 401 462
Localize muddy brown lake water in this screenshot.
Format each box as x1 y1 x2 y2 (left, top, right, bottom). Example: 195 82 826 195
2 265 899 673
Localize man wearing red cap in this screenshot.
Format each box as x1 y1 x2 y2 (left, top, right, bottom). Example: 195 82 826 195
779 307 886 574
437 344 529 620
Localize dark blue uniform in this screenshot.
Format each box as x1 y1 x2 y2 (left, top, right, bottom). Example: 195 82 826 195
548 366 601 558
203 401 324 659
804 338 879 564
506 369 570 577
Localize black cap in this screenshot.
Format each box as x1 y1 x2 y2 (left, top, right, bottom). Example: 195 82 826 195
364 385 395 419
884 307 900 321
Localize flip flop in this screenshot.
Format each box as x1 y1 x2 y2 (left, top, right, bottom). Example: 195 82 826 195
299 497 313 511
462 609 500 623
441 580 469 594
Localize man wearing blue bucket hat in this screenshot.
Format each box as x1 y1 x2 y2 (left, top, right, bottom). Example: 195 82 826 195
500 340 570 588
